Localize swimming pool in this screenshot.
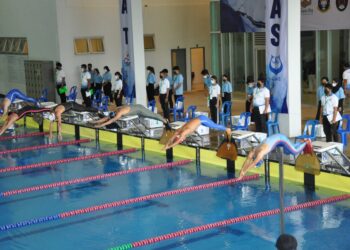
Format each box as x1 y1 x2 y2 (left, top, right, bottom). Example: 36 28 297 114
0 128 349 250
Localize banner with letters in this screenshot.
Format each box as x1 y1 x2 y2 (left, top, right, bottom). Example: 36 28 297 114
221 0 350 32
120 0 135 100
266 0 288 113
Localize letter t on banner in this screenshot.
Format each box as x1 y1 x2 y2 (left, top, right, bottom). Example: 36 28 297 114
120 0 147 106
266 0 301 137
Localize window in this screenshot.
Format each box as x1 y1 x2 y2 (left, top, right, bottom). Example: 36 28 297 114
0 37 28 55
144 34 155 51
74 37 105 55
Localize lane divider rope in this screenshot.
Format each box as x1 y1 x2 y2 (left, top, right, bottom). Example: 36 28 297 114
0 174 259 232
109 194 350 250
0 160 191 197
0 139 91 155
0 132 49 141
0 148 137 174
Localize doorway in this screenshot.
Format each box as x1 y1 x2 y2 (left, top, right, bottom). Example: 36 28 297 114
190 47 205 91
254 47 266 81
171 48 187 91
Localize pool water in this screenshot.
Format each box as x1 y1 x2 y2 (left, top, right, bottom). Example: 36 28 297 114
0 129 349 250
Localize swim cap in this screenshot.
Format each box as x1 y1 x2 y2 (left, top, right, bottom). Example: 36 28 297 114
43 112 56 122
0 109 3 115
256 160 264 167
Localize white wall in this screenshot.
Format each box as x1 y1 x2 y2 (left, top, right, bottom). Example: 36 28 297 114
142 0 211 91
0 0 60 93
55 0 122 93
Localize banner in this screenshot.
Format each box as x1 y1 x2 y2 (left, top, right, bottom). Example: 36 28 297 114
266 0 288 113
221 0 350 32
120 0 135 101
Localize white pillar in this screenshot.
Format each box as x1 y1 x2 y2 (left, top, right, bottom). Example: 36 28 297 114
120 0 146 106
279 0 301 137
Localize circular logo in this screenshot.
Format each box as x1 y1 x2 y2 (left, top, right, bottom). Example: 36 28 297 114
318 0 330 12
336 0 348 11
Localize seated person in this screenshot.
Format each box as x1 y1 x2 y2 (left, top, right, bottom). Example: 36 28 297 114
91 104 171 129
45 102 98 140
0 89 40 116
0 106 51 136
239 133 313 179
163 115 232 150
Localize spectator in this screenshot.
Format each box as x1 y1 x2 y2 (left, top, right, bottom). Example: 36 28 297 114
112 72 123 107
173 66 184 102
332 78 346 115
162 68 174 109
251 77 270 133
209 75 221 123
94 68 103 92
320 83 340 142
201 69 212 92
315 76 328 120
156 70 170 119
88 63 95 91
245 76 255 113
80 64 91 107
146 66 156 102
55 62 66 103
103 66 113 102
342 62 350 96
275 234 297 250
221 74 233 110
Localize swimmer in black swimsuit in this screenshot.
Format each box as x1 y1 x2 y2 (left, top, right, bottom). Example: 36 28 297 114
0 106 51 136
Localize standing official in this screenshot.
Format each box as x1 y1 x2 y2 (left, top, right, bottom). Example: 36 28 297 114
250 78 270 133
55 62 66 103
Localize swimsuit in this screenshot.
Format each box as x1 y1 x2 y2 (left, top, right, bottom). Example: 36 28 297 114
5 89 38 106
12 106 51 120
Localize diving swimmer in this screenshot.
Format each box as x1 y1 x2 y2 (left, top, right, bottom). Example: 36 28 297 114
238 133 313 179
163 115 232 150
0 89 40 116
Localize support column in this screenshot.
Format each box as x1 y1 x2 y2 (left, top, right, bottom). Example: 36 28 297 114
210 0 221 76
279 0 302 137
119 0 147 106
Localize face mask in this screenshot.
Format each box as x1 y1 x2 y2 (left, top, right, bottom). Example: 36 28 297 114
332 82 337 87
203 75 207 79
248 83 254 88
115 76 119 80
211 80 216 84
81 69 84 72
324 90 330 95
257 82 262 88
223 78 227 82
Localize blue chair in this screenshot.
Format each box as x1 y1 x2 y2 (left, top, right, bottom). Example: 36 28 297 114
98 96 109 112
92 89 102 108
148 100 156 112
38 88 48 102
295 120 319 142
182 105 197 122
219 101 232 126
173 96 184 121
338 114 350 146
233 112 251 131
266 110 280 136
67 86 77 102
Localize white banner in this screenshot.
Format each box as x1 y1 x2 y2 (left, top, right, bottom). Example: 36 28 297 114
301 0 350 31
120 0 135 100
266 0 288 113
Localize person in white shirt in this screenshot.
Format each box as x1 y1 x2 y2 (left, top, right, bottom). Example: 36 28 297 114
112 72 123 107
55 62 66 103
342 62 350 96
320 83 340 142
155 70 170 119
80 64 92 107
209 75 221 124
250 77 270 133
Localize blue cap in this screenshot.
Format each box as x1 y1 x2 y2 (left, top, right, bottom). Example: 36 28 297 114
0 109 3 115
256 160 264 167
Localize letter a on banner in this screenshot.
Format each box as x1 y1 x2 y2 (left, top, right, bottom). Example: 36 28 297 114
120 0 135 102
266 0 288 113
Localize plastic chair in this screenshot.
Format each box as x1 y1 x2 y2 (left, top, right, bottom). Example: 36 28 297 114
148 100 156 112
98 96 109 112
67 86 77 102
182 105 197 122
219 101 232 126
295 120 320 142
173 96 184 121
338 114 350 146
92 89 102 108
266 110 280 136
233 112 251 131
38 88 48 102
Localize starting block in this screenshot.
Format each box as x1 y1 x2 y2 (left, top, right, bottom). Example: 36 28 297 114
117 115 139 129
71 111 94 122
40 102 57 109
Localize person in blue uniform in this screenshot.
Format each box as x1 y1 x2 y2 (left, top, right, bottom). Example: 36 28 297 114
163 115 231 150
146 66 156 102
222 74 233 113
238 134 313 178
173 66 184 101
0 89 39 116
315 77 328 120
332 79 346 115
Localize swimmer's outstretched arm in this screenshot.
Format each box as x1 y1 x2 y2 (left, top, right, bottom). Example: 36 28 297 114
238 144 270 179
0 114 18 136
89 117 109 125
94 107 130 128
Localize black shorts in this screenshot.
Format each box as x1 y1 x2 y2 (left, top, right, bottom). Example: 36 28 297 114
57 102 98 113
